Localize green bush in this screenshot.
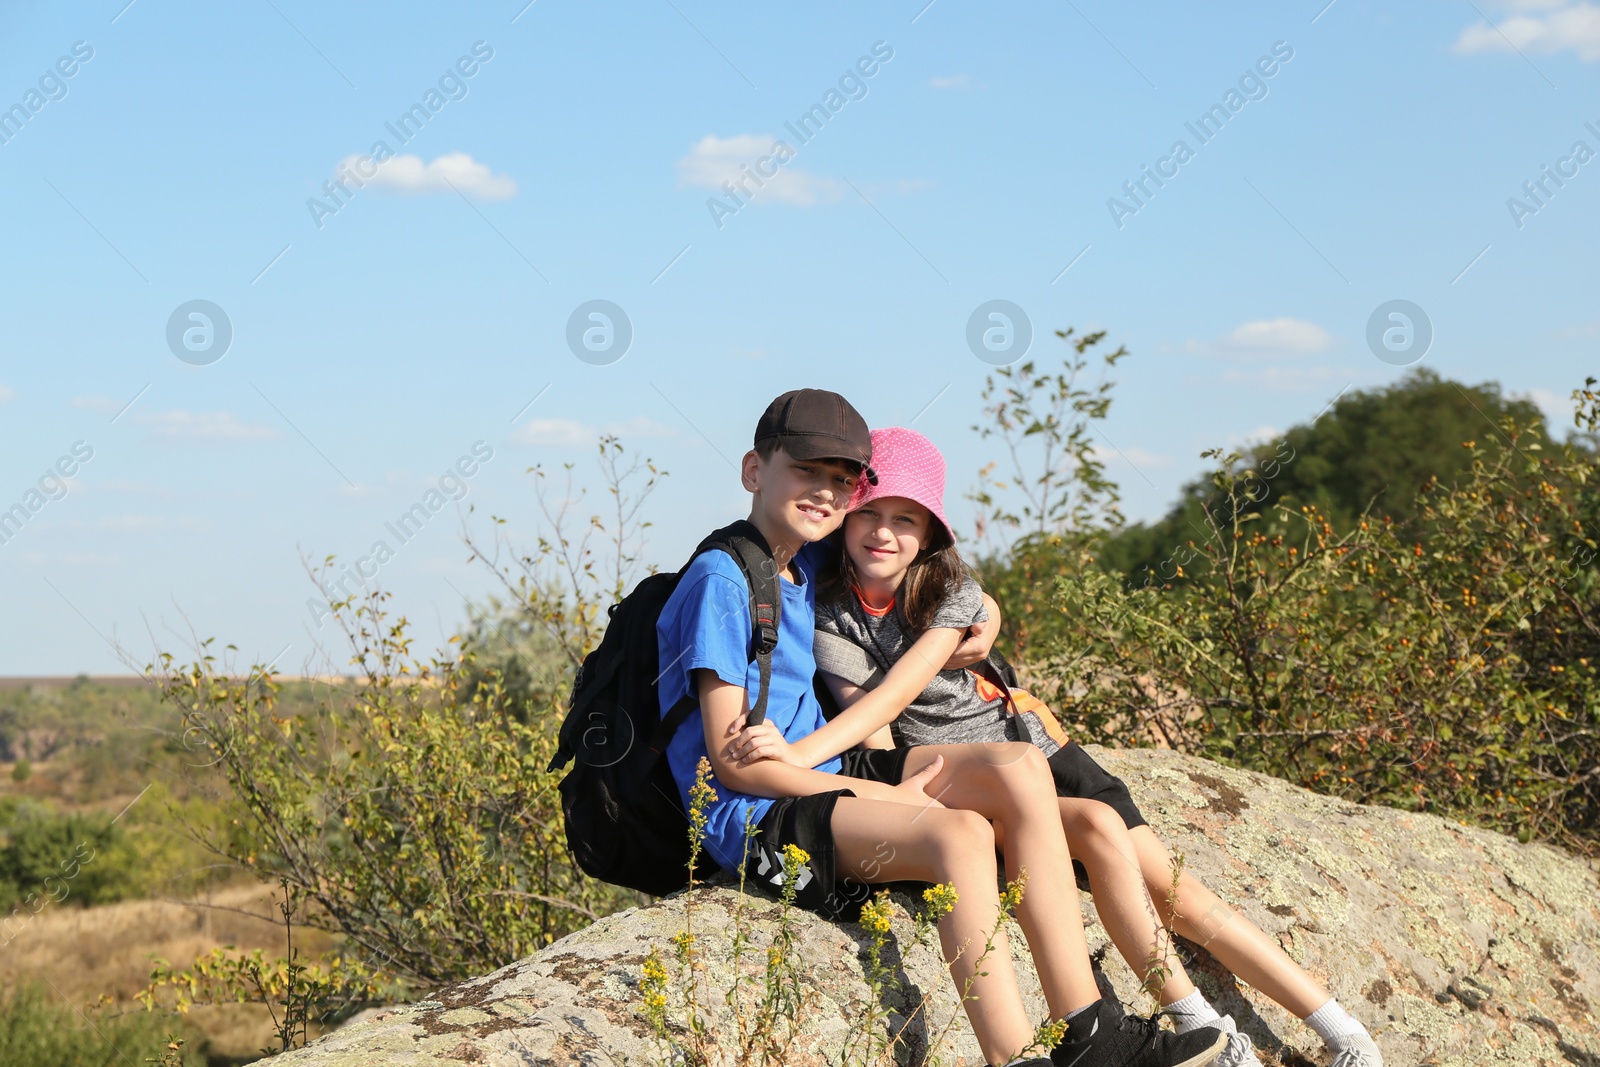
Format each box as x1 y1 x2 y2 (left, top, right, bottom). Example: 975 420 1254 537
0 982 204 1067
10 759 29 783
156 619 638 995
0 802 142 914
130 437 669 1053
1039 390 1599 852
965 342 1599 853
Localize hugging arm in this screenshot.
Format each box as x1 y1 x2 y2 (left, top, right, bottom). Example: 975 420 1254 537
729 625 962 768
823 672 896 748
699 671 939 806
942 592 1001 669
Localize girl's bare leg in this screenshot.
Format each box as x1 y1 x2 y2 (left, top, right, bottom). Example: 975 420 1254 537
1129 825 1330 1017
1059 798 1197 1004
832 795 1033 1065
900 742 1102 1020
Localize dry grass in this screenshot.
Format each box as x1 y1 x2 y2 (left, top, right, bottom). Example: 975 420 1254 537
0 880 347 1062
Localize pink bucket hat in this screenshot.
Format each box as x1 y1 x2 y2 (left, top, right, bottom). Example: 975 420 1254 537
848 427 952 543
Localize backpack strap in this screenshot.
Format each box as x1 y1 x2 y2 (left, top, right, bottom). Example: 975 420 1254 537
693 520 783 727
649 693 702 752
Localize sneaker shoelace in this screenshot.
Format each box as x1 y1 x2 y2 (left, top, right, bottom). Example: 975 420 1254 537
1115 1009 1168 1045
1214 1028 1259 1067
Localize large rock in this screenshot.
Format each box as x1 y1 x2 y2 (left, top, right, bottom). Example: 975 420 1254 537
272 747 1600 1066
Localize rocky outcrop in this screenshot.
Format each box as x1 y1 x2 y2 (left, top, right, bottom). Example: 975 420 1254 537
272 747 1600 1066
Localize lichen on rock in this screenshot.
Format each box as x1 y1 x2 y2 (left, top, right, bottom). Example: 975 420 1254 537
268 747 1600 1067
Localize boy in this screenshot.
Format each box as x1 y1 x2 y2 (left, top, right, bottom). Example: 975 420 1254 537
655 388 1227 1067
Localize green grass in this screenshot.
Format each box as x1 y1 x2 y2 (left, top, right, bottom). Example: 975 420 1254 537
0 981 206 1066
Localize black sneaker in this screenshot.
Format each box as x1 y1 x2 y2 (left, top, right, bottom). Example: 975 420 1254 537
1050 998 1228 1067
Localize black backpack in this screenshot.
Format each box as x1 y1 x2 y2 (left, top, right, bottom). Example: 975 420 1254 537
547 520 782 896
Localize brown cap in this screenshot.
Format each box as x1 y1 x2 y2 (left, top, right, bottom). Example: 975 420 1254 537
753 389 877 484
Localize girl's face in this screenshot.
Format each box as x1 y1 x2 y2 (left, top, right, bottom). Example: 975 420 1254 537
844 496 933 585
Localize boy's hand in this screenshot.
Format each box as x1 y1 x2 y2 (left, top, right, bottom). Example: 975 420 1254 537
943 597 1000 669
725 717 806 767
943 625 991 669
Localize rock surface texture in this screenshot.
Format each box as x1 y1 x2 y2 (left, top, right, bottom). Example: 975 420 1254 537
273 746 1600 1066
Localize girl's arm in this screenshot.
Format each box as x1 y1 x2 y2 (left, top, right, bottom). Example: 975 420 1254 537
700 671 943 805
825 674 897 748
730 625 961 767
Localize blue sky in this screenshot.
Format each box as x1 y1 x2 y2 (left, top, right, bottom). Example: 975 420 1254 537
1 0 1595 676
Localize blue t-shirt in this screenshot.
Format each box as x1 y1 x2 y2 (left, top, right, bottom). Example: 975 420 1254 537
656 542 842 873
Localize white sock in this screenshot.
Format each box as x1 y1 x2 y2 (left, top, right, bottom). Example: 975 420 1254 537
1304 997 1372 1047
1165 989 1221 1033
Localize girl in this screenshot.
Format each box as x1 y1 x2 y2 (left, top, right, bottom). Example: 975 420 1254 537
731 427 1383 1067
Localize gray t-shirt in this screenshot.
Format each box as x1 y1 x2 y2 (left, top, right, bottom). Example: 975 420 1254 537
813 575 1060 755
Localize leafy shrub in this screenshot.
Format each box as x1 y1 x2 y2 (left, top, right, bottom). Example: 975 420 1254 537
149 438 663 1013
966 329 1128 659
1041 387 1599 851
154 615 637 995
0 802 142 913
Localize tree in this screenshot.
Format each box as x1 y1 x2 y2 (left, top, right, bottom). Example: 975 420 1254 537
1094 369 1554 586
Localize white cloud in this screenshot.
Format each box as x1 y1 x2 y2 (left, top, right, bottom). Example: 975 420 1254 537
97 480 178 499
136 410 281 442
1553 317 1600 339
343 152 517 199
1188 317 1334 358
335 482 388 499
1454 2 1600 61
96 515 210 533
0 384 13 402
510 416 676 447
1521 387 1578 429
676 134 843 206
19 550 123 567
1220 365 1346 393
930 74 971 89
1225 424 1285 449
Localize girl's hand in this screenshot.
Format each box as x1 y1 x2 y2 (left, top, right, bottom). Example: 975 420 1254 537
885 755 945 809
726 720 804 767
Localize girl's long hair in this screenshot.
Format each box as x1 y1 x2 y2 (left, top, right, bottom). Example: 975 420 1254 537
818 520 970 638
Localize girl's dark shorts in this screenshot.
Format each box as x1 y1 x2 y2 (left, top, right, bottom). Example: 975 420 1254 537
750 748 910 921
1048 742 1148 830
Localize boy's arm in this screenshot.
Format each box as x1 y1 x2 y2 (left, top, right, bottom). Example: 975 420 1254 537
698 671 941 805
732 625 961 768
943 592 1001 669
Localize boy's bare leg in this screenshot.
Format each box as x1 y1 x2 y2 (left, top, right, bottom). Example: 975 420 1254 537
1129 824 1330 1017
1059 797 1197 1004
900 742 1103 1021
832 795 1033 1066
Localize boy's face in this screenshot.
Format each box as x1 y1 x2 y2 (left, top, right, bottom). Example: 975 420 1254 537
743 448 861 546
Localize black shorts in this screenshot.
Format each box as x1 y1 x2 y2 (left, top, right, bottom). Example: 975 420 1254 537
1048 742 1148 830
749 748 910 921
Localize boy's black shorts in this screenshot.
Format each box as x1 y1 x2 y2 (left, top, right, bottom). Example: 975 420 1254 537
1047 742 1148 830
749 748 910 921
